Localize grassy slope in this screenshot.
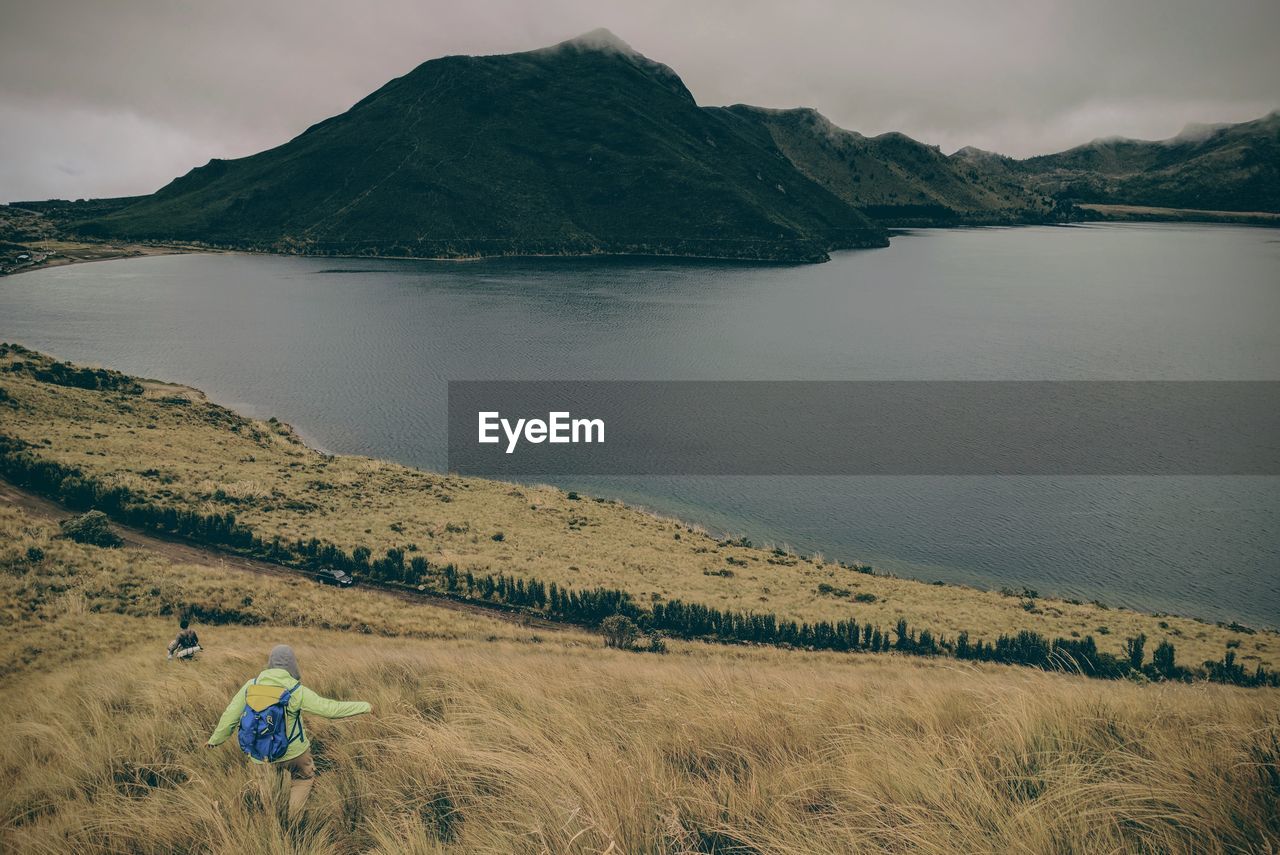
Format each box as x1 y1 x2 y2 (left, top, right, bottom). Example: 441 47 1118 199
1 503 1277 853
1 344 1274 674
1020 111 1280 213
728 107 1057 225
1 203 205 277
1076 203 1280 226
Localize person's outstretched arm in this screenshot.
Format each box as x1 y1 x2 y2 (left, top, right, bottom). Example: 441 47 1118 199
207 680 252 746
298 686 372 719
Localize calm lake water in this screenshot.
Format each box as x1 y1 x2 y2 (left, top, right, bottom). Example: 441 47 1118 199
3 223 1278 625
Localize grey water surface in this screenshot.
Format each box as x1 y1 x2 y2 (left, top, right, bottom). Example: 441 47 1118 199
3 223 1277 625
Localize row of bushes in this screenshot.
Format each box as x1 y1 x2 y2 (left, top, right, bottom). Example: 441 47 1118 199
1 433 1274 688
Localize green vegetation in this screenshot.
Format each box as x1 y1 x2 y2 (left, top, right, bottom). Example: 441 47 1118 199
55 34 1274 267
10 40 1275 267
1020 111 1280 213
0 199 172 276
731 106 1065 226
77 31 887 263
599 614 640 649
58 510 122 548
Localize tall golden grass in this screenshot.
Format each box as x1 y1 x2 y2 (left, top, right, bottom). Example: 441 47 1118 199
2 504 1278 853
3 618 1278 853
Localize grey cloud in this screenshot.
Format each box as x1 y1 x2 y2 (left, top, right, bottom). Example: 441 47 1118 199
2 0 1276 201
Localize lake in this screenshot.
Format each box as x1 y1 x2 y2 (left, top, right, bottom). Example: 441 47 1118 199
3 223 1277 626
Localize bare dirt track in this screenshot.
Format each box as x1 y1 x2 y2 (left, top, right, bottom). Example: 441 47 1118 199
0 477 573 634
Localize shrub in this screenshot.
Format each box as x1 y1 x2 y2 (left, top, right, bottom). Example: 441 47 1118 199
600 615 640 649
59 510 122 548
1152 640 1180 679
1124 634 1146 670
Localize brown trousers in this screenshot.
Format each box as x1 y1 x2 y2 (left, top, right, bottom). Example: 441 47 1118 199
256 749 316 820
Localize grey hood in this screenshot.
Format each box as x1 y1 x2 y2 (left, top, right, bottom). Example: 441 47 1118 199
265 644 301 681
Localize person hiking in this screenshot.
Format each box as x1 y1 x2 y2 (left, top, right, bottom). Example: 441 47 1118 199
167 618 202 660
206 644 372 821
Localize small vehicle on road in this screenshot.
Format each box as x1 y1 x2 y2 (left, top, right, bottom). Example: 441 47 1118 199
317 567 355 587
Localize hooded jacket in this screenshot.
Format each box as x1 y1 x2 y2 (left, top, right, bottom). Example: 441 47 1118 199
207 645 370 763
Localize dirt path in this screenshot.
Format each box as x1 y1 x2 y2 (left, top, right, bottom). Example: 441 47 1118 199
0 478 574 634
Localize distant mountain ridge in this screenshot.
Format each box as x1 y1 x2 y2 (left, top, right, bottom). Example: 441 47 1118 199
729 106 1063 227
37 30 1280 262
1016 111 1280 213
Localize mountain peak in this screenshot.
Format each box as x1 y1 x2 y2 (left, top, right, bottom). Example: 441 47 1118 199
1170 121 1231 144
535 29 694 104
952 145 1005 160
547 28 637 56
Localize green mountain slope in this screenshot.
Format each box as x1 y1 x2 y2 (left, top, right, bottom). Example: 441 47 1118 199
729 106 1059 226
82 30 886 262
1019 111 1280 212
67 31 1279 256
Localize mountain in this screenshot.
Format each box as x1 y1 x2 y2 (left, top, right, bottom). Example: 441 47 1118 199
728 106 1061 226
80 30 887 263
58 33 1280 261
1018 111 1280 212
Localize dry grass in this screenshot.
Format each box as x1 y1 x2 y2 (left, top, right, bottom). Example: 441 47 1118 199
0 500 1276 853
1 344 1273 672
0 504 565 681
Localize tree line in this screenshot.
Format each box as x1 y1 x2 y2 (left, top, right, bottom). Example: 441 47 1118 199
1 433 1274 688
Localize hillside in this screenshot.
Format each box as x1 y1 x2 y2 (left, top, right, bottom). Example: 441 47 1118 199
0 201 195 276
1019 111 1280 213
730 106 1060 226
77 31 887 263
27 34 1273 259
1 343 1275 682
2 500 1278 853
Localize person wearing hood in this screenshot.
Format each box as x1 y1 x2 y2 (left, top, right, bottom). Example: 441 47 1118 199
206 644 372 820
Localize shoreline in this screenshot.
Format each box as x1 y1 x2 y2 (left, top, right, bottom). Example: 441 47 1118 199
8 341 1266 633
0 241 208 277
3 228 1278 633
2 340 1276 683
4 211 1276 278
1076 203 1280 227
2 340 1275 644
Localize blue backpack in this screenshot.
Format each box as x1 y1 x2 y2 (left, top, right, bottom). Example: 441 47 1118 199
238 679 304 762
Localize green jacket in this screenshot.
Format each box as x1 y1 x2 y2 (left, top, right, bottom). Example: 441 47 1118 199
207 667 371 763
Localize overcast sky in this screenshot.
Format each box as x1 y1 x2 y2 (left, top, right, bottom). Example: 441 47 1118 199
2 0 1276 202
